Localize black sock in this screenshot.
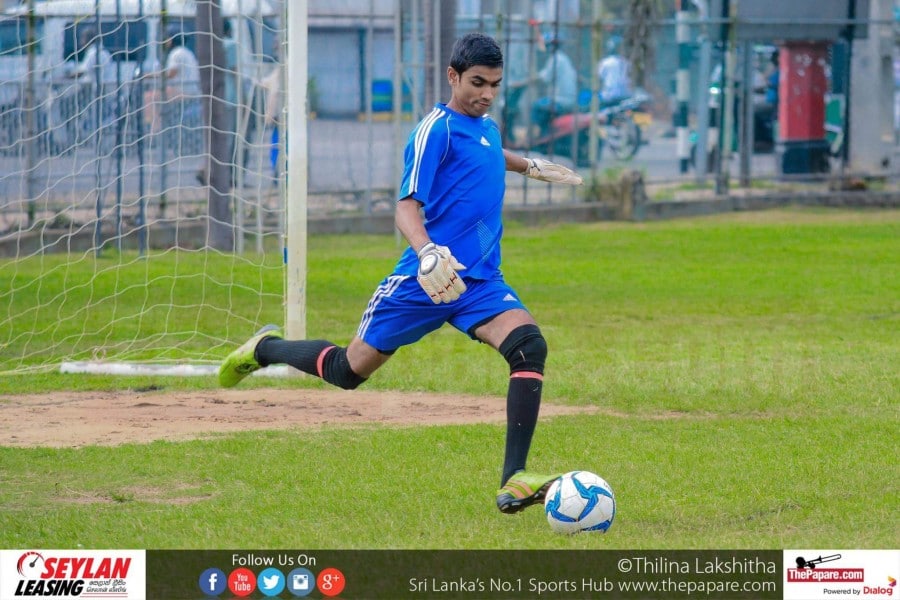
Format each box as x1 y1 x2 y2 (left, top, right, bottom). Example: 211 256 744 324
256 338 334 376
256 339 367 390
501 376 542 486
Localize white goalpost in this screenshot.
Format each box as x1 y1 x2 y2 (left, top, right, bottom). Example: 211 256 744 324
284 0 307 346
0 0 303 376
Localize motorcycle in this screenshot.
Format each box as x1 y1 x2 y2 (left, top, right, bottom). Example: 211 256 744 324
690 45 778 172
505 88 653 167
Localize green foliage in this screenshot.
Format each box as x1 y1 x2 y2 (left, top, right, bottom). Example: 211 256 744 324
0 209 898 548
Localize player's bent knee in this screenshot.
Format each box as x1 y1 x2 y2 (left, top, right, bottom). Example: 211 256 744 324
499 324 547 375
321 347 367 390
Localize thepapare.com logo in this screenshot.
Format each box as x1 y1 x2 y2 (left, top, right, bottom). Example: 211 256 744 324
6 550 135 597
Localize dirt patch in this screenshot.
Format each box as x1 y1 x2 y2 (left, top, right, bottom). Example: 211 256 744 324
0 389 596 448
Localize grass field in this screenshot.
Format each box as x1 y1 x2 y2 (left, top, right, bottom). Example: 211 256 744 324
0 208 897 549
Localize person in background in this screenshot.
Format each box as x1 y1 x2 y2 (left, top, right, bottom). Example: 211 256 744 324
48 26 116 150
144 26 200 134
72 27 116 89
765 49 780 138
257 61 282 183
529 33 578 136
765 50 780 112
161 26 201 98
198 19 252 187
223 19 255 184
597 35 632 106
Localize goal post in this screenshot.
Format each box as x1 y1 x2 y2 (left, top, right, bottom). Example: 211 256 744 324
284 0 307 344
0 0 297 376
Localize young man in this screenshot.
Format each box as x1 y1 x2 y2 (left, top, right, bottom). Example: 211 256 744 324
219 32 581 514
597 35 632 106
144 26 200 134
531 33 578 135
72 27 115 88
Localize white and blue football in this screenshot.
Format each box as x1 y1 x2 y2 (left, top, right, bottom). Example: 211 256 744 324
544 470 616 534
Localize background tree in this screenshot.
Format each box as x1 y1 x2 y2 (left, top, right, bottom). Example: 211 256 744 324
196 0 233 251
582 0 669 88
622 0 661 88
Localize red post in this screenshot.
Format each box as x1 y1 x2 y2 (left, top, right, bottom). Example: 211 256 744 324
776 41 831 174
779 42 829 140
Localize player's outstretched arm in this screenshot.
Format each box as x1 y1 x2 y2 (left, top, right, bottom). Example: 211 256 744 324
502 149 583 186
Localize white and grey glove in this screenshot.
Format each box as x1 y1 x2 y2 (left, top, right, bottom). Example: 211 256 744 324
524 157 584 185
416 242 467 304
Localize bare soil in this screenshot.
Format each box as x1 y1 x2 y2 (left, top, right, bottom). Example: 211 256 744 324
0 388 595 448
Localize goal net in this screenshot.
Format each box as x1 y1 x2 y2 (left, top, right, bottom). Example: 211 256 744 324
0 0 292 375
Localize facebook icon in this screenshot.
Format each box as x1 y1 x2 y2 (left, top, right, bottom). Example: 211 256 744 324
199 568 227 597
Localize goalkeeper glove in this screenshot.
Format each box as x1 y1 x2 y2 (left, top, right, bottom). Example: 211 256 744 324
416 242 467 304
524 157 583 185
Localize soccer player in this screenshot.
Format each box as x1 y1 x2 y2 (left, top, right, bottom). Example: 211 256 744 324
219 32 582 514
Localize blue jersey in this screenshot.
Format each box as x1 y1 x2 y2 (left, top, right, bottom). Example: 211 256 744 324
394 103 506 280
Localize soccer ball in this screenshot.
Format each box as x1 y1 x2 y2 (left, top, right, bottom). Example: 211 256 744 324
544 470 616 534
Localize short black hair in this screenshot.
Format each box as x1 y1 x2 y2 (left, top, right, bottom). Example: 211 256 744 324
166 25 185 47
449 32 503 75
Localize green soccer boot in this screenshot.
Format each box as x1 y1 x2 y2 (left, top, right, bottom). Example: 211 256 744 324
496 471 563 514
218 325 282 387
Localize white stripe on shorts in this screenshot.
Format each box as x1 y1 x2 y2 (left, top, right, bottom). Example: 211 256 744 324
357 274 407 340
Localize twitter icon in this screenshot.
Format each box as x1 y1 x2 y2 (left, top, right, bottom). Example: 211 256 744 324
257 567 286 597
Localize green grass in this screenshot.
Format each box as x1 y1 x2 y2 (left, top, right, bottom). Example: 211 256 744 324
0 208 898 548
0 246 286 367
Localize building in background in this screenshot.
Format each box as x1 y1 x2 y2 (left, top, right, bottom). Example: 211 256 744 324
307 0 394 118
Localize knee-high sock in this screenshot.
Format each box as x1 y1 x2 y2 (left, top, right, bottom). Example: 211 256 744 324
501 375 542 486
256 337 332 375
256 338 367 390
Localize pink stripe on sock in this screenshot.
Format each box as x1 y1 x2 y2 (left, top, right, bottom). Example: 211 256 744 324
510 371 543 381
316 346 336 377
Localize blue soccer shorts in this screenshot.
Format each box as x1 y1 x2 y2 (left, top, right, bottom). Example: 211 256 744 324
355 274 529 352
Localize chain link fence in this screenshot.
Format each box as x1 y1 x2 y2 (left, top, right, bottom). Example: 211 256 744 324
0 0 897 254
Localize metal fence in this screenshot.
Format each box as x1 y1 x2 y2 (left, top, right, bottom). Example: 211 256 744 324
0 0 898 255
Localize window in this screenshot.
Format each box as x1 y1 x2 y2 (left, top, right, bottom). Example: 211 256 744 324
0 17 43 57
63 20 149 63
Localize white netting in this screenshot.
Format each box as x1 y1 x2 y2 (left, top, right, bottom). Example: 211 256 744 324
4 0 683 375
0 0 288 374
